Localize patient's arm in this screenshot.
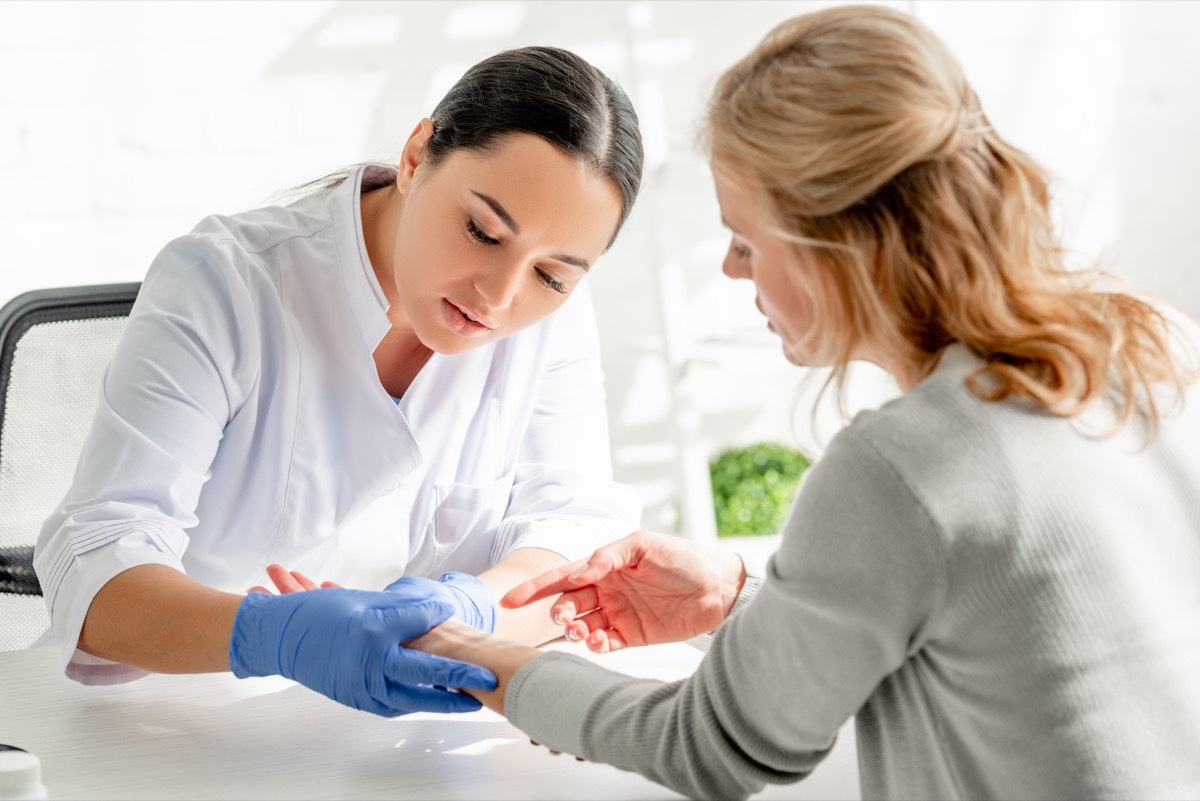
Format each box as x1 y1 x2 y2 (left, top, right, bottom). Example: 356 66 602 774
253 545 568 646
406 618 539 715
254 566 538 714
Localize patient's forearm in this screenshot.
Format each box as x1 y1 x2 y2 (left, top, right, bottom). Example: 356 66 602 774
407 619 541 714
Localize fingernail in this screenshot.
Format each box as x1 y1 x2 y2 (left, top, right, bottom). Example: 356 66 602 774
551 611 563 626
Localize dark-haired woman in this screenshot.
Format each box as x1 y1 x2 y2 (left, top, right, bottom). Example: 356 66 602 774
32 46 644 717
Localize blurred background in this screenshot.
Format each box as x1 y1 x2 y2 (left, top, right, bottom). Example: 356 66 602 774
2 0 1199 543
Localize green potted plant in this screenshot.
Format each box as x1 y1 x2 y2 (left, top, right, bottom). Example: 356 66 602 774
709 442 811 537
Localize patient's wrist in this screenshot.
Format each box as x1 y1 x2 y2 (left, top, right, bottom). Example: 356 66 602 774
408 618 543 716
408 619 539 673
406 617 482 658
720 552 748 618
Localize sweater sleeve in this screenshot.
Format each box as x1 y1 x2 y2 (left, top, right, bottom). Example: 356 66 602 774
505 427 945 800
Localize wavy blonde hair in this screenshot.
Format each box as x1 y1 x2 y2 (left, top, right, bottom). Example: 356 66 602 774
704 4 1198 437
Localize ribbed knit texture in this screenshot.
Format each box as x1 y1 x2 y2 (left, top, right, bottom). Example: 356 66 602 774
507 344 1200 800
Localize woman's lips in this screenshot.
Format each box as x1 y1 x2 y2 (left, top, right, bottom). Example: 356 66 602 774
442 298 493 337
756 297 777 333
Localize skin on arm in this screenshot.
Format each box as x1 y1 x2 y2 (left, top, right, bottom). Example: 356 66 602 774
476 546 570 645
78 564 244 674
262 534 748 716
254 546 572 647
406 617 538 715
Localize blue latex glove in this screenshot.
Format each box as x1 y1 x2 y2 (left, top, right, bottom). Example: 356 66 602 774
383 572 497 634
229 587 497 717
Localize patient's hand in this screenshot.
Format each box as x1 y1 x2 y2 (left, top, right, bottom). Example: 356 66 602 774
500 531 746 653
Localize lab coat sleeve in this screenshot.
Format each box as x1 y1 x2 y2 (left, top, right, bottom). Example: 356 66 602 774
490 281 641 565
33 234 259 684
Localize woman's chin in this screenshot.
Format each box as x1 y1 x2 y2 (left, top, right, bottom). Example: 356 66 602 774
781 341 831 369
782 346 809 367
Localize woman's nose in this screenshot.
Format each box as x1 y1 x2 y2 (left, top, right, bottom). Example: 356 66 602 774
474 260 524 310
722 251 750 280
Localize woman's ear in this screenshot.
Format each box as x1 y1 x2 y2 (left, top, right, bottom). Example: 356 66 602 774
395 118 436 193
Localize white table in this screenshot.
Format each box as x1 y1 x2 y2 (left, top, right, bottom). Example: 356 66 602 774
0 642 859 800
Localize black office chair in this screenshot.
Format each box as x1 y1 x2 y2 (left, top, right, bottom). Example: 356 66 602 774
0 283 140 651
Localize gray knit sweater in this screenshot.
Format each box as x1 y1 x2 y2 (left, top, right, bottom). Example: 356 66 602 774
505 345 1200 800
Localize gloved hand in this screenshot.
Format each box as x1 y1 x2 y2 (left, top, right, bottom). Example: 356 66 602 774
229 587 497 717
383 572 497 634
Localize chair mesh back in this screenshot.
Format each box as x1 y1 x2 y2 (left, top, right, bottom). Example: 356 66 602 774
0 305 131 651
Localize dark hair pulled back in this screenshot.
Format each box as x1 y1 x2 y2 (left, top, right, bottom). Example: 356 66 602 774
426 46 644 244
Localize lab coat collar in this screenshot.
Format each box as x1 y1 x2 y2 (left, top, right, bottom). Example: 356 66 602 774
334 163 398 355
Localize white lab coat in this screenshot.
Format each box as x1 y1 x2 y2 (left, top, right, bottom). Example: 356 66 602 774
34 165 641 683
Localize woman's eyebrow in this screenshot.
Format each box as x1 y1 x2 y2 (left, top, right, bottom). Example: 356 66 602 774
472 189 591 272
552 253 590 271
472 191 521 235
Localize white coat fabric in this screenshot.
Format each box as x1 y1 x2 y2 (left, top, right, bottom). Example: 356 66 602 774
34 165 641 684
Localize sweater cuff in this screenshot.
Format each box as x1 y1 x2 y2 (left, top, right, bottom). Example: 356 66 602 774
730 561 763 617
505 650 631 758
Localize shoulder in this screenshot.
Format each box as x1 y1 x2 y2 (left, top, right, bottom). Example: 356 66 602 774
186 193 336 257
133 226 282 364
846 347 1049 482
141 194 336 308
812 349 1045 547
139 232 260 321
149 192 334 279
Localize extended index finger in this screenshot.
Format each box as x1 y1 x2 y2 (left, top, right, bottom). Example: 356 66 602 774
500 559 587 609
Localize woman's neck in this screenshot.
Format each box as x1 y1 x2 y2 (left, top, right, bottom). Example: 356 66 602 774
360 181 432 398
360 184 400 311
373 329 433 400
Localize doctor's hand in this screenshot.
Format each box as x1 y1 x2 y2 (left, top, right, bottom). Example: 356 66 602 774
501 531 747 653
385 573 497 634
248 563 342 594
228 586 497 717
251 565 497 634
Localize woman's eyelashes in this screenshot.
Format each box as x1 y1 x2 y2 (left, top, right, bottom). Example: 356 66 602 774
466 217 500 246
537 269 567 294
466 217 569 295
731 239 751 260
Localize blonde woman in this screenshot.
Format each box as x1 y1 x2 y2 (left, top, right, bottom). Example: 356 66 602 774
277 5 1200 798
